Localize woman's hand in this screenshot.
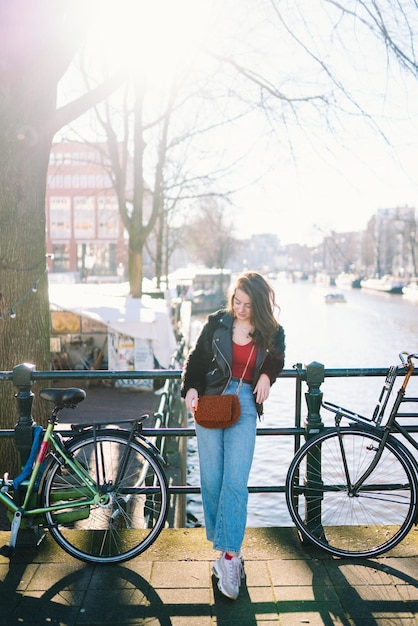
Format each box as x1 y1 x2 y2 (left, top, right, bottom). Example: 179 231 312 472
253 373 270 404
185 388 199 413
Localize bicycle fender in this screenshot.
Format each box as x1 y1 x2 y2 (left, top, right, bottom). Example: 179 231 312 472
385 432 418 473
134 433 168 467
338 424 418 474
64 428 167 468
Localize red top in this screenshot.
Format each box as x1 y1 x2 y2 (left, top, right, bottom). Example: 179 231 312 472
231 341 257 382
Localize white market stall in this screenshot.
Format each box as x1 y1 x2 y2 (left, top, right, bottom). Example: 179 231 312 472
49 282 177 390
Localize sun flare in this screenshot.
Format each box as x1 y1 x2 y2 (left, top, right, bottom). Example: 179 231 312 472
88 0 219 85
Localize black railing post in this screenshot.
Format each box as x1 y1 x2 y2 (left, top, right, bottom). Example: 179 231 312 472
304 361 325 537
12 363 45 548
304 361 324 436
13 363 36 467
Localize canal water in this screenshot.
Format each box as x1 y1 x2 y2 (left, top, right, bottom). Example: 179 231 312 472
186 278 418 528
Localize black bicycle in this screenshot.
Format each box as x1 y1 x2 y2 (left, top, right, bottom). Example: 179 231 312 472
286 351 418 558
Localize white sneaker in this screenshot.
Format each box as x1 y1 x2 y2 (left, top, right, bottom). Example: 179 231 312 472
212 553 244 600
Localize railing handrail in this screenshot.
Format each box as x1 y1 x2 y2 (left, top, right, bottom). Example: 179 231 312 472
0 365 403 382
1 363 414 441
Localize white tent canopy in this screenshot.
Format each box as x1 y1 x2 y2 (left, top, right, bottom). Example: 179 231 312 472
49 282 176 368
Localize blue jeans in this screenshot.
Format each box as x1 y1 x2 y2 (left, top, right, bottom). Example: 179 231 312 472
195 379 257 554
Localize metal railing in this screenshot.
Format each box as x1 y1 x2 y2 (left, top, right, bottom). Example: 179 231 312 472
0 361 397 477
1 359 417 533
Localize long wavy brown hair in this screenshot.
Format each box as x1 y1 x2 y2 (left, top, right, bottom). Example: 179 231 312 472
227 271 280 350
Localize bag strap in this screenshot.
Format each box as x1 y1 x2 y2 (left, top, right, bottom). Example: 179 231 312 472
235 344 255 395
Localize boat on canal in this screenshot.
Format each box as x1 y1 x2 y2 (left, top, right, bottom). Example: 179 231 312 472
360 275 408 294
324 292 346 304
335 272 363 289
170 267 231 314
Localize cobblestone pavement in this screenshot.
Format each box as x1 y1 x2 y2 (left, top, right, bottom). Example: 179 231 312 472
1 526 418 625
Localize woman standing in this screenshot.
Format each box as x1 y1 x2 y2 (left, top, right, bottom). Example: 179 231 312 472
181 271 285 600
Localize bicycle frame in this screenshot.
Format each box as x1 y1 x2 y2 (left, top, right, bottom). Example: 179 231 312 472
0 422 103 549
324 352 418 495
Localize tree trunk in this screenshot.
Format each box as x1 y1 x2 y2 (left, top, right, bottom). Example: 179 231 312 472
0 2 124 478
155 213 164 289
0 59 54 476
129 249 143 298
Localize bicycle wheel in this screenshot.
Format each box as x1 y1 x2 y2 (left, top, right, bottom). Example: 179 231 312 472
42 430 169 564
286 427 418 557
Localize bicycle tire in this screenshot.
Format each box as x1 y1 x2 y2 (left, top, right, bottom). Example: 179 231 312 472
286 427 418 558
42 430 169 564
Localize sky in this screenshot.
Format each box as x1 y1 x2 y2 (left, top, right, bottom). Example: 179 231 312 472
232 121 418 245
194 0 418 246
59 0 418 247
216 0 418 245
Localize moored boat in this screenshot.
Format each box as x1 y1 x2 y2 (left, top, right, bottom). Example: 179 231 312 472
169 267 231 314
335 273 362 289
360 275 408 294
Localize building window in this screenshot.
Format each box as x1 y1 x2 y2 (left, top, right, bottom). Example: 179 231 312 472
77 243 117 276
98 196 119 238
50 197 71 238
74 196 95 238
52 244 71 272
64 175 71 188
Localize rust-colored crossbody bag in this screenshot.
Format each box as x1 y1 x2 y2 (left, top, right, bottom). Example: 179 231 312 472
194 345 255 429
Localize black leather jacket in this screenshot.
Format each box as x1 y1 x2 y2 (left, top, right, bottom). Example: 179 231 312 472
181 310 285 416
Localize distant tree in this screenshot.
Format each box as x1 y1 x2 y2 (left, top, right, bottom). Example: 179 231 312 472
184 199 238 269
91 80 176 296
88 70 241 294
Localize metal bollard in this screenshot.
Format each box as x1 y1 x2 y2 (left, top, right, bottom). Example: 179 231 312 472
304 361 325 537
13 363 36 467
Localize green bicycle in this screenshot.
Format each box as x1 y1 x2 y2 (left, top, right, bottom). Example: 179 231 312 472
0 387 169 564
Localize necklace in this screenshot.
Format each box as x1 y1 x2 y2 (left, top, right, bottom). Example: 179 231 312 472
233 323 253 338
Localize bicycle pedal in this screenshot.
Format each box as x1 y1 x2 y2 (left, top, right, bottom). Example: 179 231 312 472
0 545 15 558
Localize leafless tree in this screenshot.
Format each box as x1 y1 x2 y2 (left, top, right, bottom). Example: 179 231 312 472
184 199 238 269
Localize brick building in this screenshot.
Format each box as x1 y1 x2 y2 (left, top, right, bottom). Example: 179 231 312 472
46 141 127 280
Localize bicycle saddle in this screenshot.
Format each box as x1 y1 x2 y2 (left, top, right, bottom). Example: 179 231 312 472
40 387 86 407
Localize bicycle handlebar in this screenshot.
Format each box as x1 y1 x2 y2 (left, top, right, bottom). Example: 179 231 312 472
399 352 418 369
